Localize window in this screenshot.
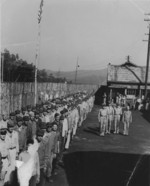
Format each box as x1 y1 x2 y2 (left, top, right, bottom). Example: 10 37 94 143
127 89 136 95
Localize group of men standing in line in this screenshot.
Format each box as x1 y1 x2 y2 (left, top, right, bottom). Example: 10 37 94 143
98 102 132 137
0 91 95 186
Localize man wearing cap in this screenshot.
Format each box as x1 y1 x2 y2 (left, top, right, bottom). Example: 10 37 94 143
23 116 31 140
39 109 45 122
28 112 37 139
18 138 40 186
43 122 57 182
122 105 132 136
39 122 47 135
51 123 61 174
114 104 122 134
47 107 54 123
53 113 60 126
34 111 42 131
27 105 33 116
98 104 108 136
4 120 19 184
58 116 66 164
72 106 79 137
21 107 29 117
65 109 73 149
43 109 50 123
88 96 94 112
107 103 114 134
36 129 48 186
0 130 10 185
15 110 21 118
61 112 68 151
44 122 52 139
0 114 8 132
78 102 84 127
15 116 27 153
8 112 16 128
82 100 88 121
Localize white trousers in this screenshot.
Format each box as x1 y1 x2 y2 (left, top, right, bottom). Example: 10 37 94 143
65 130 71 149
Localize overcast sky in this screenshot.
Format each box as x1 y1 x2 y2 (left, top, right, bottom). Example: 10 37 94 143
1 0 150 71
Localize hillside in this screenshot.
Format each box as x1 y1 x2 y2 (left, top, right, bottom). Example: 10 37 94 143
46 69 107 85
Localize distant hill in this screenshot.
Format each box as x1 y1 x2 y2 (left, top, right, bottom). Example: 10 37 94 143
46 69 107 85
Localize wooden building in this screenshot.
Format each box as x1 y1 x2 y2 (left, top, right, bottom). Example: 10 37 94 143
107 58 150 101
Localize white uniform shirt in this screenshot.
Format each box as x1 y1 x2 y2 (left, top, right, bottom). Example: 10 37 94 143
0 120 7 129
99 108 108 117
114 107 122 115
43 115 50 123
107 106 114 115
62 118 68 137
0 139 9 157
5 130 19 153
44 93 49 101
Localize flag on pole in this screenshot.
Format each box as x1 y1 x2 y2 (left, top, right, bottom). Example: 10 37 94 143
38 0 44 24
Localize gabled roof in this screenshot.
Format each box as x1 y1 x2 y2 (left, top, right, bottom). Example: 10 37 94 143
121 61 138 67
107 63 150 84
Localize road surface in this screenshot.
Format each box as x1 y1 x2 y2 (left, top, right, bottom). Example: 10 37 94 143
48 105 150 186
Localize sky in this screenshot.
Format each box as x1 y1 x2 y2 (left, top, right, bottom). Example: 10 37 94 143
1 0 150 71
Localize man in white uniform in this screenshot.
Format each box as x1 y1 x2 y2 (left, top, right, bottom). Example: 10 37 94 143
0 130 10 185
98 104 108 136
122 105 132 135
107 103 114 134
114 104 122 134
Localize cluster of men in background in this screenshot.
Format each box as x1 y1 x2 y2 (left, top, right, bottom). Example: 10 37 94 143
134 96 150 111
103 93 127 107
0 91 95 186
98 102 132 137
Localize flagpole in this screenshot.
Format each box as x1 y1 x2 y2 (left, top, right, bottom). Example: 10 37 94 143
34 0 44 105
34 24 41 105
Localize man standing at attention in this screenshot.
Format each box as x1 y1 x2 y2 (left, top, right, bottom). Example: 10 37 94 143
114 104 122 134
98 104 108 137
107 103 114 134
122 105 132 136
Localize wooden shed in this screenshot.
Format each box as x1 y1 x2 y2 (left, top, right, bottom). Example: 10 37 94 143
107 58 150 101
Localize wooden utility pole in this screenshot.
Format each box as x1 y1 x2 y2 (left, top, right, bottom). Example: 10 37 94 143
34 0 44 105
1 53 4 83
34 24 41 105
0 54 2 115
74 56 79 84
144 15 150 98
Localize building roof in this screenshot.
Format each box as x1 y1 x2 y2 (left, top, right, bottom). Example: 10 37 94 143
107 62 150 84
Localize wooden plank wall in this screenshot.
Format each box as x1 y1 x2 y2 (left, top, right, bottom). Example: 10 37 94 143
0 82 98 115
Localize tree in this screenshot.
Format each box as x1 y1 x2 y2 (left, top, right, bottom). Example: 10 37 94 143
1 49 69 83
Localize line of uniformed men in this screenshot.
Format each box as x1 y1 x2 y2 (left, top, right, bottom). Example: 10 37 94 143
98 103 132 137
0 91 95 186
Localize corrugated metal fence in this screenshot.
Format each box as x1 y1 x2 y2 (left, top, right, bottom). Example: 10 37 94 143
0 82 98 115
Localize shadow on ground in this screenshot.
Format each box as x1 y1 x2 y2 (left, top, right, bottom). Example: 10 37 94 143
83 126 100 136
142 110 150 123
63 151 150 186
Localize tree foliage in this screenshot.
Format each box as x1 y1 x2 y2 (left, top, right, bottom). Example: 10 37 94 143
1 49 69 83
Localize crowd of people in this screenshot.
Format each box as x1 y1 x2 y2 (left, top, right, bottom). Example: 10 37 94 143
134 96 150 111
98 102 132 137
0 91 95 186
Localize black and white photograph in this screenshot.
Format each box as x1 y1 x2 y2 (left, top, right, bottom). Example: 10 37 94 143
0 0 150 186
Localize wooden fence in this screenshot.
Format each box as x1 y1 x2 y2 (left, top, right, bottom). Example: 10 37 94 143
0 82 98 115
